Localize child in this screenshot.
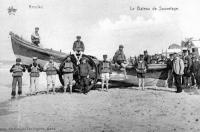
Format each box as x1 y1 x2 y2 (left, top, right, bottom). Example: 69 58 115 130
10 58 26 98
100 55 112 91
135 54 147 90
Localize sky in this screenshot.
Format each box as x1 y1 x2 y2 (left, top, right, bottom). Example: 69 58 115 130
0 0 200 60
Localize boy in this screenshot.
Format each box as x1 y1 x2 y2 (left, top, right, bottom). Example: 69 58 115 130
61 56 74 93
135 54 147 90
100 55 112 91
10 58 26 98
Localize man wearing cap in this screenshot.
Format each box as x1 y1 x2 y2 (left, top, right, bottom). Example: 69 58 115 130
190 53 196 87
191 55 200 89
28 57 43 95
113 45 127 78
99 54 112 91
31 27 40 46
79 57 91 94
73 36 85 64
61 56 74 93
43 56 59 94
10 58 26 98
182 49 192 88
166 53 174 88
135 54 148 90
173 53 184 93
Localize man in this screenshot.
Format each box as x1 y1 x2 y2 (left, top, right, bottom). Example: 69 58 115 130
61 56 74 93
43 56 59 94
190 53 196 87
99 55 112 91
144 50 151 64
166 53 174 88
31 27 40 46
191 55 200 89
182 49 192 88
135 54 148 90
10 58 26 98
79 58 91 94
113 45 127 78
73 36 85 64
173 53 184 93
28 57 43 95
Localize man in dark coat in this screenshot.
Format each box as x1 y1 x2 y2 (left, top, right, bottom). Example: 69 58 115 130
191 55 200 89
182 49 192 88
79 58 91 94
166 53 174 88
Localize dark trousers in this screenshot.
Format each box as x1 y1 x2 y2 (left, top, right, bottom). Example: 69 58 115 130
80 76 89 94
191 73 195 86
167 70 173 88
182 67 191 87
194 74 200 88
173 73 182 93
12 76 22 96
33 41 40 46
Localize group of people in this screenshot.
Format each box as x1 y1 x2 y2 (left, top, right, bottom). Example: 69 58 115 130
10 56 59 98
11 27 198 98
167 49 200 93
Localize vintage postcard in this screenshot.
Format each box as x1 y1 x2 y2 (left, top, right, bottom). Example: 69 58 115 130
0 0 200 132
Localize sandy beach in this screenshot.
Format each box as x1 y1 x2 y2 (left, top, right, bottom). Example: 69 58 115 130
1 67 200 132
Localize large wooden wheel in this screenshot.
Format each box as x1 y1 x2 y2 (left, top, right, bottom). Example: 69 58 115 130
58 54 98 92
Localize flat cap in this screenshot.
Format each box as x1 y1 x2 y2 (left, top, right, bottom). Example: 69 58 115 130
103 54 107 58
119 45 124 48
144 50 148 53
76 36 81 39
16 58 21 62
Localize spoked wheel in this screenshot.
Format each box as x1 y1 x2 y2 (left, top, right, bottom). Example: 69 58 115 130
58 54 98 92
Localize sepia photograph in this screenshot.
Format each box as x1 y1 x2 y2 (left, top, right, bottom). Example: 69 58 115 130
0 0 200 131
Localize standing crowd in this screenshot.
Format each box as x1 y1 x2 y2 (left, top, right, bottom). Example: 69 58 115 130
167 49 200 93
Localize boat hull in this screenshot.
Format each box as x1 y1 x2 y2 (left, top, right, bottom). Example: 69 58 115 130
10 32 67 66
